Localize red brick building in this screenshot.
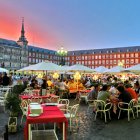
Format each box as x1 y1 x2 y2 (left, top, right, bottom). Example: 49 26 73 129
66 46 140 68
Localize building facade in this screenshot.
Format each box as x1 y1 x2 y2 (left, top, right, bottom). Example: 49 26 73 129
0 19 28 70
67 46 140 68
28 46 60 65
0 20 140 70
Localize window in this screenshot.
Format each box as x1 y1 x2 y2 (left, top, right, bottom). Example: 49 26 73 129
106 55 109 58
130 54 134 57
131 59 134 64
102 60 105 64
114 60 116 64
126 54 129 58
117 54 120 58
121 54 124 58
135 53 138 57
126 59 129 64
95 55 98 59
135 59 139 63
72 56 74 60
102 55 105 59
29 58 32 63
127 49 129 52
95 61 98 64
106 60 108 64
99 55 101 59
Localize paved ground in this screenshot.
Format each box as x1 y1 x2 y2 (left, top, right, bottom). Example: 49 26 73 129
0 99 140 140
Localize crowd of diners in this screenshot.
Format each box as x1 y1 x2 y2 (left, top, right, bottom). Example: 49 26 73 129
1 72 140 114
0 73 140 97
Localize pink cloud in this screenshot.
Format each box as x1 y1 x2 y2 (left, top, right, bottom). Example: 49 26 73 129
0 4 59 50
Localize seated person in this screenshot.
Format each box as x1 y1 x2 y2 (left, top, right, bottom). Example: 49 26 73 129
117 85 132 105
97 84 111 103
87 84 100 100
134 81 140 96
125 84 138 100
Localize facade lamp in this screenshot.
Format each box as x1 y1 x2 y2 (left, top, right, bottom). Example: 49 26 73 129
56 47 67 66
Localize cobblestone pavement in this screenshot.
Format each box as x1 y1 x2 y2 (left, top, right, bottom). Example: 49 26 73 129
0 99 140 140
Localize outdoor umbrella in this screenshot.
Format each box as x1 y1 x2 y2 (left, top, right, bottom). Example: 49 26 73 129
104 66 125 73
125 64 140 73
18 61 62 71
94 66 109 73
68 64 94 73
0 67 9 73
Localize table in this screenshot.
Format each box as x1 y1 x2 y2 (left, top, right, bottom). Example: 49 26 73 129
20 94 56 100
24 106 68 140
32 89 40 95
75 89 91 101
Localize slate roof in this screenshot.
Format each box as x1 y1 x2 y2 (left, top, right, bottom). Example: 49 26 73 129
1 38 140 55
68 46 140 55
0 38 20 48
28 45 56 54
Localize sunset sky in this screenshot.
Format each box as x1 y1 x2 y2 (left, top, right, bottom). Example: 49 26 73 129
0 0 140 51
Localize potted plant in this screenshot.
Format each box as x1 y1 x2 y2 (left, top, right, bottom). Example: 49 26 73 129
5 94 21 116
5 93 21 133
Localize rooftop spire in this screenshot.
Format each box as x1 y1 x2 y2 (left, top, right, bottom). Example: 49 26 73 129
17 17 28 46
21 17 25 38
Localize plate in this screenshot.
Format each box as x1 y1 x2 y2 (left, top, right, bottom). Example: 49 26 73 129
30 103 39 105
45 103 58 106
29 114 40 117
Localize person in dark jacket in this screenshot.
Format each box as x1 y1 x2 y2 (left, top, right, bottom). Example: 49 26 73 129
2 73 10 86
41 79 48 96
117 85 132 104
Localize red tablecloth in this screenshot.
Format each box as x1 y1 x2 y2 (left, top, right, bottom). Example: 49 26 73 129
78 89 91 93
20 94 56 100
24 106 68 140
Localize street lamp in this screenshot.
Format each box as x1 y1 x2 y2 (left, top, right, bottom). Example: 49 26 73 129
53 72 59 79
118 60 124 67
74 71 81 91
56 47 67 66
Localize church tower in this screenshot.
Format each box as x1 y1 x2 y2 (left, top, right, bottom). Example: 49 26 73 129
17 18 28 47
